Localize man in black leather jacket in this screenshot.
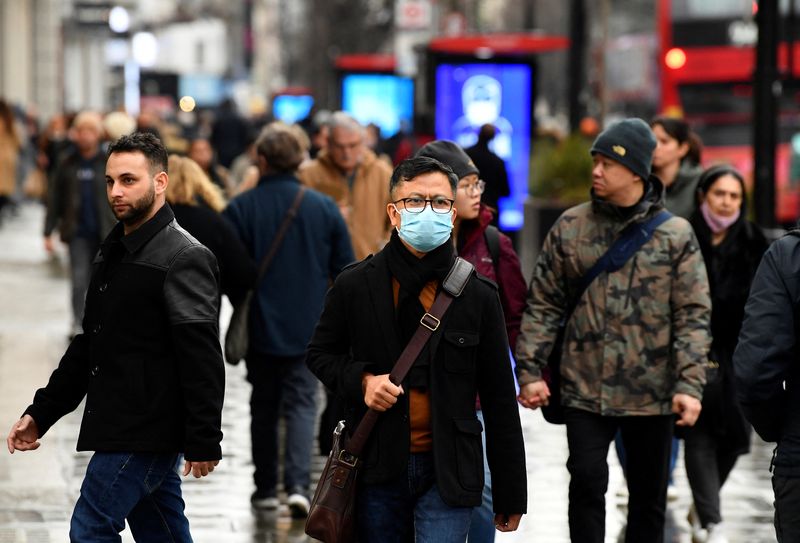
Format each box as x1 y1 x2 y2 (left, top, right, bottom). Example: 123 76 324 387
7 132 224 542
733 230 800 542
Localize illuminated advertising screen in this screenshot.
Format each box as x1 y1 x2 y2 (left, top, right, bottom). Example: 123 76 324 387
341 74 414 138
272 94 315 125
435 63 532 231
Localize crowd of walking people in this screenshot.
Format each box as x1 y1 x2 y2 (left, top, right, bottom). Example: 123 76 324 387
1 95 798 543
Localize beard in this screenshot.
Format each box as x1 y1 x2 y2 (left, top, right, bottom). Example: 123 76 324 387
111 182 156 226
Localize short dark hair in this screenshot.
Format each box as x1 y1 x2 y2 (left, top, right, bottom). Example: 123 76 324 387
256 122 305 173
107 132 168 174
389 156 458 197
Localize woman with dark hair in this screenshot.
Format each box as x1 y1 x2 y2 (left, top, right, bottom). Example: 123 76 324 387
684 165 768 543
651 116 703 219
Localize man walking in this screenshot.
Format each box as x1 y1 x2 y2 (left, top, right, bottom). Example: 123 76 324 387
516 118 710 542
7 132 225 541
297 111 392 261
465 124 510 216
733 229 800 541
44 111 116 337
224 123 353 517
307 156 527 542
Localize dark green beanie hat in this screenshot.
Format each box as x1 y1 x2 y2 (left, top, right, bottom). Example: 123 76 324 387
590 118 656 180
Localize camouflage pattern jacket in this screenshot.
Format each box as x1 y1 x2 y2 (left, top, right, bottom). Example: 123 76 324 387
515 178 711 416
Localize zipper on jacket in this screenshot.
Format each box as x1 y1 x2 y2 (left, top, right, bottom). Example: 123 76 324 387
624 255 637 309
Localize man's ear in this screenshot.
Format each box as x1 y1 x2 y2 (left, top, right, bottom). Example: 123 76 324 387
154 171 168 194
387 202 401 229
257 155 269 172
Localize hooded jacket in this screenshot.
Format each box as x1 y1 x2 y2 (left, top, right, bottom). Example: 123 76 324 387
515 177 711 416
664 161 703 220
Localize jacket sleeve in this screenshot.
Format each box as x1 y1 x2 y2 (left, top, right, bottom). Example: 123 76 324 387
306 274 377 404
514 218 570 385
496 232 527 350
476 286 528 515
216 214 257 306
23 334 90 437
326 198 356 278
670 227 711 399
44 166 65 237
164 245 225 461
733 239 797 442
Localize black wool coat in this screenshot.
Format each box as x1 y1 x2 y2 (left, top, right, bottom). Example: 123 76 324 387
688 213 767 453
25 204 225 461
306 248 527 514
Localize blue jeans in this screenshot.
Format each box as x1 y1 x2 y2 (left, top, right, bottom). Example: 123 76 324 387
468 410 495 542
246 352 317 494
357 452 473 543
70 452 191 542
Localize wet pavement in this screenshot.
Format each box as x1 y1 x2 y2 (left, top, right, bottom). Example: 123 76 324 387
0 202 778 542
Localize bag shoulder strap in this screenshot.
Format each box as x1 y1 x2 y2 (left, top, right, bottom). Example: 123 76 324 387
484 225 501 275
254 186 307 285
345 257 475 457
566 209 673 321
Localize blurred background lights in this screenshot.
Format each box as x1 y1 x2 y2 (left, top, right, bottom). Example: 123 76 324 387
179 96 197 112
665 47 687 70
108 6 130 33
132 31 158 68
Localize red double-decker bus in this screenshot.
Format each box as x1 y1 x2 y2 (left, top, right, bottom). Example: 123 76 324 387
659 0 800 224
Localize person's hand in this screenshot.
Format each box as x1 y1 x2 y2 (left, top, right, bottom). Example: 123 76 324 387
494 513 522 532
672 393 702 427
517 381 550 410
44 236 54 255
7 415 40 454
362 373 404 411
182 460 219 478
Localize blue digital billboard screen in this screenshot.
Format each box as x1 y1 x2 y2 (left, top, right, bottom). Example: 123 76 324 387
435 63 532 231
272 94 315 125
341 74 414 138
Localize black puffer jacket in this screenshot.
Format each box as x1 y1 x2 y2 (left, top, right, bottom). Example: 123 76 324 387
733 230 800 476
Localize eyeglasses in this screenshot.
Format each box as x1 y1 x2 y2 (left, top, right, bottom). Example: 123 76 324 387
392 197 455 214
458 180 486 195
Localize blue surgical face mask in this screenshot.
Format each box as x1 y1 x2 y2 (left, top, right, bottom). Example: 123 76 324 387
394 206 454 253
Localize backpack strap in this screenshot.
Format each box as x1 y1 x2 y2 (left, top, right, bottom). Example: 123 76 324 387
565 209 673 322
484 225 501 276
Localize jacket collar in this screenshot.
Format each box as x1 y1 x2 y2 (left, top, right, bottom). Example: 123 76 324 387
364 249 403 363
103 203 175 255
591 174 666 226
256 172 301 186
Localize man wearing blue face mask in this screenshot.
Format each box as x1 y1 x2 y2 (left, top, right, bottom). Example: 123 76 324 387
307 156 527 542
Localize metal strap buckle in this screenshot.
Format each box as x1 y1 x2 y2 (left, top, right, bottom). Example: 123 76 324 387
420 313 440 331
337 450 358 467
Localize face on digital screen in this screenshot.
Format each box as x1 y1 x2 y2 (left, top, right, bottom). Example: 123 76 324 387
435 63 532 231
462 75 502 127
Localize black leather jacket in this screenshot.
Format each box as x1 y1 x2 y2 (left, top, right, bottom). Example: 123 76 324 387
26 204 225 461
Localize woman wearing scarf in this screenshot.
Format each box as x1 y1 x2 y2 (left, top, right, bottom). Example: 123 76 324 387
685 165 768 543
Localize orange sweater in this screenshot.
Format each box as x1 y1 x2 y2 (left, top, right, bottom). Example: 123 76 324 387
392 279 436 453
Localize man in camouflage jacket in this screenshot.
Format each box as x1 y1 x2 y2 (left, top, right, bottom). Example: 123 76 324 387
515 119 711 543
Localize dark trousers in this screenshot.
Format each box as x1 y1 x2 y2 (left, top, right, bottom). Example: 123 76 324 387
245 352 317 494
774 475 800 542
684 425 739 527
564 408 673 543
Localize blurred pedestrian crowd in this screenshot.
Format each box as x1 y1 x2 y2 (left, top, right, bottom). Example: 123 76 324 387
0 92 796 543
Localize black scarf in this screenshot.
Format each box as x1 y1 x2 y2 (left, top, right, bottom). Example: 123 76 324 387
385 231 455 388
